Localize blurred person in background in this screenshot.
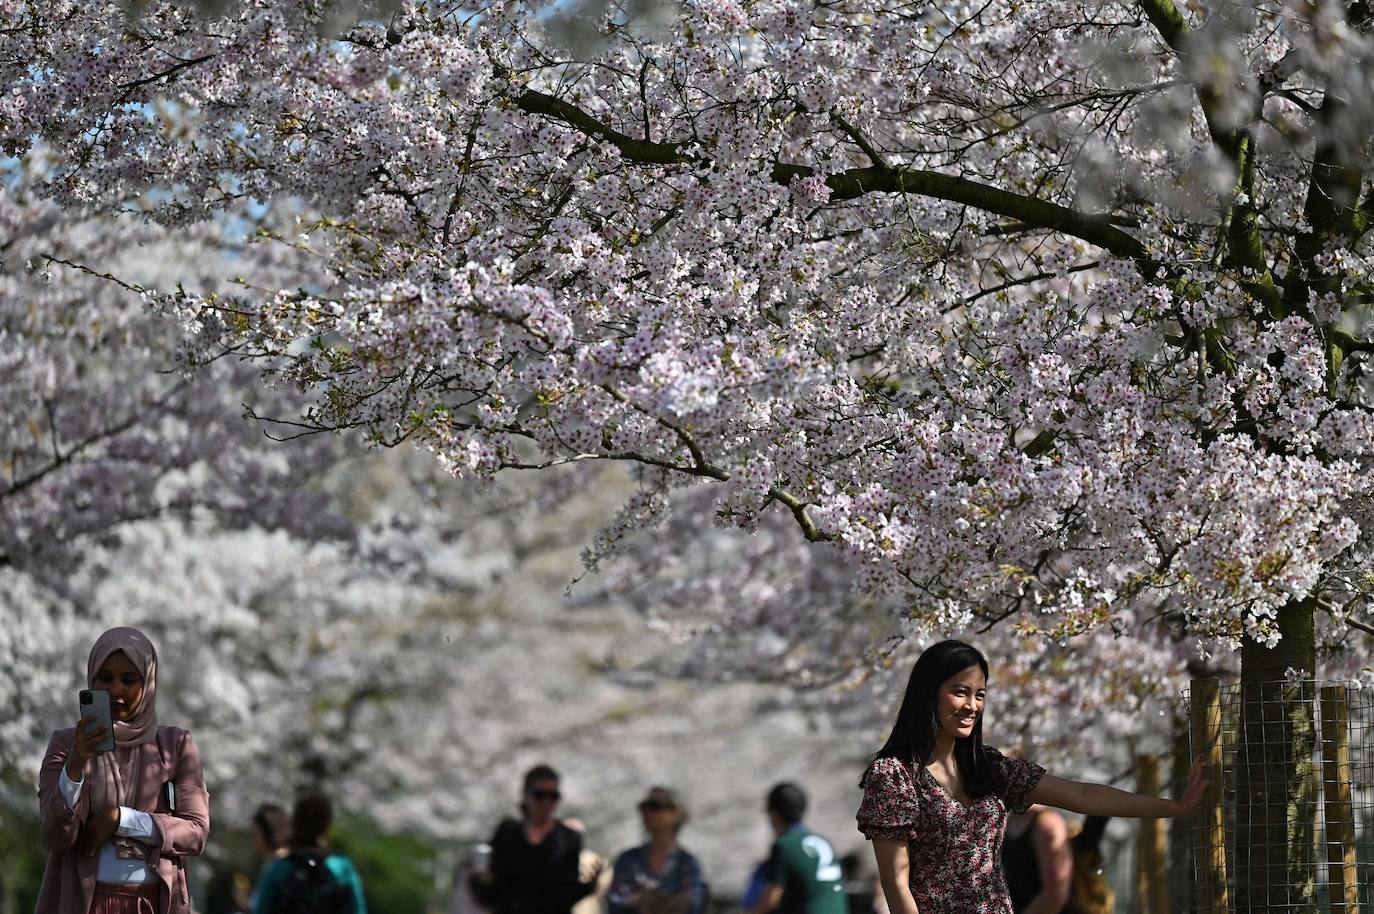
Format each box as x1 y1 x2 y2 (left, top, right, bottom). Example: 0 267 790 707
1066 817 1113 914
836 852 878 914
607 787 706 914
750 784 847 914
739 861 769 912
247 802 289 907
472 765 602 914
1001 805 1074 914
252 793 366 914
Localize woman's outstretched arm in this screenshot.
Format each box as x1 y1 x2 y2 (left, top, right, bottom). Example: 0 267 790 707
870 838 919 914
1028 758 1208 818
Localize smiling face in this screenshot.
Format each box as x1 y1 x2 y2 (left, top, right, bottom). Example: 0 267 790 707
935 664 986 742
92 650 145 722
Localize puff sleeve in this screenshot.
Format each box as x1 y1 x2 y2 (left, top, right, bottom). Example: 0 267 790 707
856 756 920 841
985 746 1045 814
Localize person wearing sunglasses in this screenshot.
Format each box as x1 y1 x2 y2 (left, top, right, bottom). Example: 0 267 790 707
472 765 603 914
607 788 706 914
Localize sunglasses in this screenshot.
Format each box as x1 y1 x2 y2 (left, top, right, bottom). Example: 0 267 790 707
530 790 562 802
638 799 676 812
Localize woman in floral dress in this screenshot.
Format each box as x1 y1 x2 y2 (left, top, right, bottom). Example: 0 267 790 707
856 641 1207 914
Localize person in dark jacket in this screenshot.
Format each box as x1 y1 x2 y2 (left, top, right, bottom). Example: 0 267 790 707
473 765 602 914
1001 805 1074 914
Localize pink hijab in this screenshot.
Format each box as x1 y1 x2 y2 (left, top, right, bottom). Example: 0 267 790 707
84 627 159 841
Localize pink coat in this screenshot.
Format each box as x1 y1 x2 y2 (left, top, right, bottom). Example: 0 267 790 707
36 726 211 914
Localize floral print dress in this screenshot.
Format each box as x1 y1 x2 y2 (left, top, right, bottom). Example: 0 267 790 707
855 747 1045 914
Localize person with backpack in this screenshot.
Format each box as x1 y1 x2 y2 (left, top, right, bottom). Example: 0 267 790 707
750 784 847 914
252 794 366 914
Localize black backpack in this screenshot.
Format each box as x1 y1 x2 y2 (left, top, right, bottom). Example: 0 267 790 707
274 852 357 914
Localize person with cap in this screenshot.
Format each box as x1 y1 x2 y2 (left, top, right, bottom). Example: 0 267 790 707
607 787 706 914
36 627 211 914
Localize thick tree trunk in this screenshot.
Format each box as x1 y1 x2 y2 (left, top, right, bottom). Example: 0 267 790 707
1236 598 1318 914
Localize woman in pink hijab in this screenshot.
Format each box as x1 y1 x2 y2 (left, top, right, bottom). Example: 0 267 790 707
36 627 211 914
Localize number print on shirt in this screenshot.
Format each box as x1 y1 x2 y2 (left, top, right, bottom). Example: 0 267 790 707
801 835 842 882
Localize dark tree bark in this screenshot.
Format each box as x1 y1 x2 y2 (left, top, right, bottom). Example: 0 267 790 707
1236 599 1318 913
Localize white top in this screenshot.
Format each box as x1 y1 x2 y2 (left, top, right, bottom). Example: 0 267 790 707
58 767 161 884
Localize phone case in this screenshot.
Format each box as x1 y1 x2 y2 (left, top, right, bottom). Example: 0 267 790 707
79 689 116 753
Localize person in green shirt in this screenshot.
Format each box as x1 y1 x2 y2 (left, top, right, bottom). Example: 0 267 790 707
253 793 368 914
751 784 848 914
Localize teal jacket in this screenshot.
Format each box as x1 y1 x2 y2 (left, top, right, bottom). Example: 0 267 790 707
253 851 368 914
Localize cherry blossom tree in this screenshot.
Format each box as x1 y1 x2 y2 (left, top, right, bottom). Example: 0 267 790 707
7 0 1374 905
6 0 1371 654
0 183 353 594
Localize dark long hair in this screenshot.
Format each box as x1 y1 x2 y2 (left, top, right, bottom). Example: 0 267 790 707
865 640 1002 800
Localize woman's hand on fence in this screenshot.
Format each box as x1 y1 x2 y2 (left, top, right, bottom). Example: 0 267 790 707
1171 757 1209 816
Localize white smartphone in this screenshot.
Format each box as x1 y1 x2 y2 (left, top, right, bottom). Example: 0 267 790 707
78 689 116 752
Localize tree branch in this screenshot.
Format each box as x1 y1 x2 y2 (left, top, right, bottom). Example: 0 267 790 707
595 385 834 541
511 87 690 166
831 111 889 170
1 403 169 503
116 54 216 96
1137 0 1280 315
1317 597 1374 639
509 86 1149 261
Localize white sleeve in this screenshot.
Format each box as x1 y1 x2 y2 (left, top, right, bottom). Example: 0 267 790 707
58 766 84 809
116 806 162 844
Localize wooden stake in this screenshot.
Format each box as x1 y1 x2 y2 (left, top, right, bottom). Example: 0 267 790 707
1136 753 1171 914
1190 678 1228 914
1321 686 1359 914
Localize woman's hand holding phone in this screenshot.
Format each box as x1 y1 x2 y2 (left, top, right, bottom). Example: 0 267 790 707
65 714 110 781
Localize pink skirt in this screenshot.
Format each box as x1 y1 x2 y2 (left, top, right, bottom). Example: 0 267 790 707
91 883 159 914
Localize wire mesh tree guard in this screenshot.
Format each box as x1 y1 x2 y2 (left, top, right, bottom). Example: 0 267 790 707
1185 678 1373 913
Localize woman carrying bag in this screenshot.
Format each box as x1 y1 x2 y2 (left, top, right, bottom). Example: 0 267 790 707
36 627 211 914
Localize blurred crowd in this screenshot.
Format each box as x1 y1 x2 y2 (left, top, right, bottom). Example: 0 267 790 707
423 764 1110 914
